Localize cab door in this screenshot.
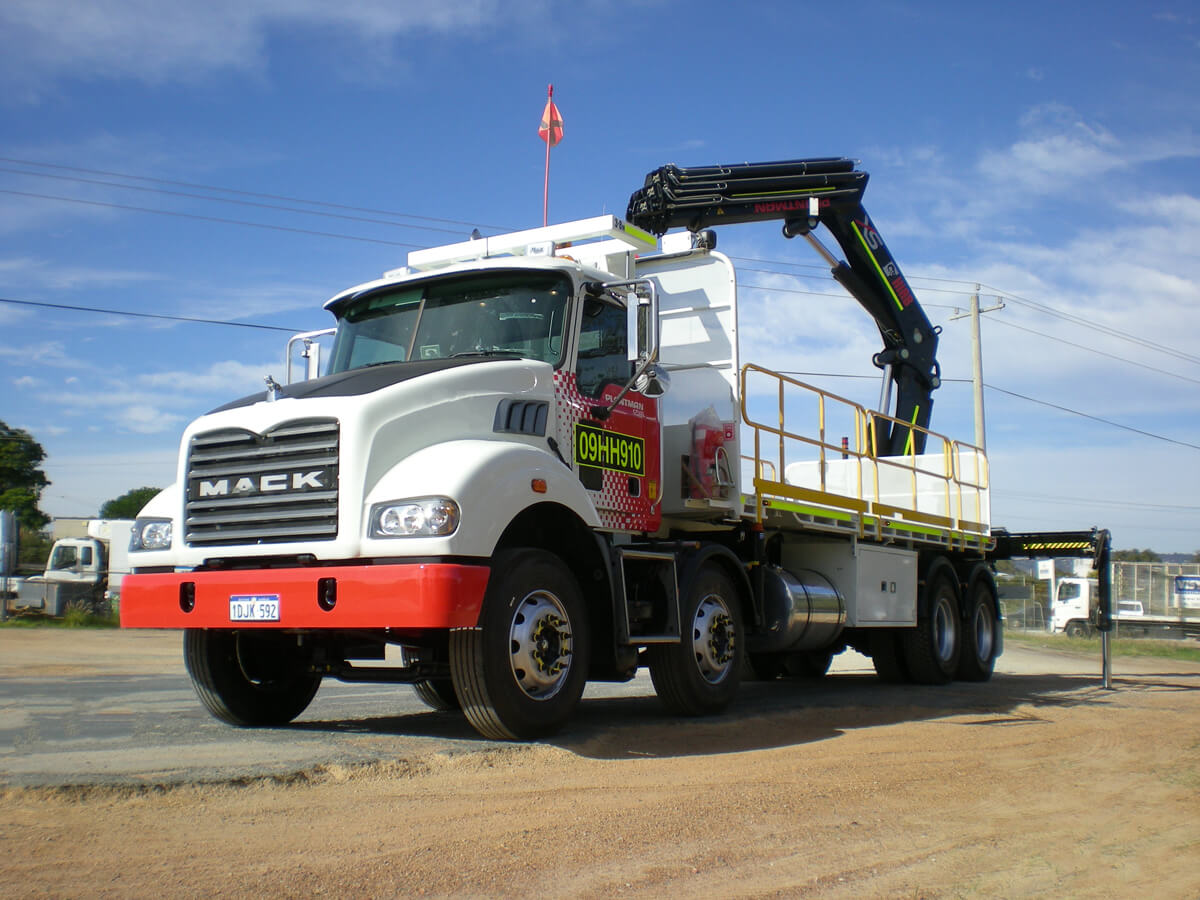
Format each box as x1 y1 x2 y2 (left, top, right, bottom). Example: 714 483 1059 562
553 295 662 533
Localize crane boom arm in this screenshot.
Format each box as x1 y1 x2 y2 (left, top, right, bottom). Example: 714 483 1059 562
627 157 940 456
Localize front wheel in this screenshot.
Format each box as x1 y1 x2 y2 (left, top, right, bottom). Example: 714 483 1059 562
450 548 589 740
647 563 744 716
184 629 321 726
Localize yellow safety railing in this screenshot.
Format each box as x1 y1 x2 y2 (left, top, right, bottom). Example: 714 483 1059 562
739 364 990 541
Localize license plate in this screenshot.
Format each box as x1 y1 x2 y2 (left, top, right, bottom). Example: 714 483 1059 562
229 594 281 622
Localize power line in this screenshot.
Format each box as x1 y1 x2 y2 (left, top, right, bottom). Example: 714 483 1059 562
770 372 1200 452
0 165 471 236
983 383 1200 451
8 161 1199 405
976 284 1200 367
0 296 303 332
738 264 985 299
735 255 1200 368
739 280 963 310
8 159 1194 372
7 294 1196 454
0 189 424 249
993 489 1200 512
0 156 516 232
983 316 1200 386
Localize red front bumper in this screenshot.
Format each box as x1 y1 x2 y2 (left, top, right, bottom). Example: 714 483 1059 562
120 563 490 630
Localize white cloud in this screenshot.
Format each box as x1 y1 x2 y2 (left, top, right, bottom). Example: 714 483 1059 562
0 255 161 290
196 285 323 322
0 340 90 369
113 404 188 435
135 359 276 395
0 0 545 96
976 104 1200 196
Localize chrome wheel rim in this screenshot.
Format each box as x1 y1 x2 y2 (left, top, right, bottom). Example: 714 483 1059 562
508 590 573 700
933 597 957 663
693 593 736 684
972 601 995 661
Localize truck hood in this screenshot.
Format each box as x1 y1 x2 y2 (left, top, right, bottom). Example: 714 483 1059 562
209 356 518 413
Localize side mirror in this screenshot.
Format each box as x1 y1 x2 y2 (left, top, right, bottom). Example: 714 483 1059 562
636 364 671 398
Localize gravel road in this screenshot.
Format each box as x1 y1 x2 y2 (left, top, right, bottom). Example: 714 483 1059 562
2 628 1197 898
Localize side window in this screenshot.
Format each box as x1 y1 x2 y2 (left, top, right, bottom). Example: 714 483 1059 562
80 546 94 566
576 300 631 398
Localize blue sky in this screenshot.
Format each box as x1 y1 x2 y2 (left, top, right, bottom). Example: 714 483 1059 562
2 0 1198 552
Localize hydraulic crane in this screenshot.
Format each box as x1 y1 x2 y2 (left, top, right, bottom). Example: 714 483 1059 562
627 157 941 456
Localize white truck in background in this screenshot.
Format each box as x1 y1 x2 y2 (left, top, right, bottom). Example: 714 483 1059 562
1052 575 1200 639
3 519 134 617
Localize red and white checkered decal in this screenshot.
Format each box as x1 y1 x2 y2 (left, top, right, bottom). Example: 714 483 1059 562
553 370 662 533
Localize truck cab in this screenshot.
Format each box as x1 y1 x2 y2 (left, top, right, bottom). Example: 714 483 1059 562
1051 577 1096 636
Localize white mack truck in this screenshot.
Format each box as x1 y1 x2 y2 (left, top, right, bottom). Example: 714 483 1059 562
120 158 1111 739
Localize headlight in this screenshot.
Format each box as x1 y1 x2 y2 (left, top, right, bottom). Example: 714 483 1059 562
131 518 172 551
370 498 460 538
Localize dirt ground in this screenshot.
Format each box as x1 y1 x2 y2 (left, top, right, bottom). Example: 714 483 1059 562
2 631 1198 899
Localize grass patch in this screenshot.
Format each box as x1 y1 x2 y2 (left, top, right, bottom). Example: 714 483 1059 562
1007 630 1200 663
0 608 120 629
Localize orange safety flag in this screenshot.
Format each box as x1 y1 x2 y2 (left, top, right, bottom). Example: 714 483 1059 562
538 87 564 147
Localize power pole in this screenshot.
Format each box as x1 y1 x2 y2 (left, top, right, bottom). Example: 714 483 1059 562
950 286 1004 451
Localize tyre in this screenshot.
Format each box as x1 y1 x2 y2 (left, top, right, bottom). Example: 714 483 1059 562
747 650 831 680
957 577 999 682
411 679 461 711
184 629 321 726
789 650 833 679
647 563 743 716
450 548 589 740
870 630 909 683
746 652 786 680
901 571 961 684
1065 621 1088 638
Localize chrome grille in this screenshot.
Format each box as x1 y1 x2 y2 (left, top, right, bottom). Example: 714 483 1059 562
185 418 339 547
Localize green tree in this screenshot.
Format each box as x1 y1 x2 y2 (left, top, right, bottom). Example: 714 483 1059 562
0 421 50 530
17 527 52 573
1112 548 1161 562
100 486 161 519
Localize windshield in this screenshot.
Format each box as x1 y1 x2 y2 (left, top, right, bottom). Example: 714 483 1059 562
328 270 572 374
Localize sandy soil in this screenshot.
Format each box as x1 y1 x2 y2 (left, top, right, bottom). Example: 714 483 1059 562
2 632 1198 899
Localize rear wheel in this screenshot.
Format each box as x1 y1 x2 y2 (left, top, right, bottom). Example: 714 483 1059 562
184 629 321 726
648 564 743 715
411 679 460 711
746 650 830 680
901 572 961 684
870 630 909 683
788 650 833 678
450 548 589 740
957 577 999 682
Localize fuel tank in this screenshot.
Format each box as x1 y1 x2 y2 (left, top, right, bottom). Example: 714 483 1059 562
753 565 846 653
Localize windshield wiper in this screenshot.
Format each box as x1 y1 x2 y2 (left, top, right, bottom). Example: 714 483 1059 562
448 349 521 359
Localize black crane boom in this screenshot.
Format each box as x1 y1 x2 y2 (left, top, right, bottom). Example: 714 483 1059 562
627 157 941 456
